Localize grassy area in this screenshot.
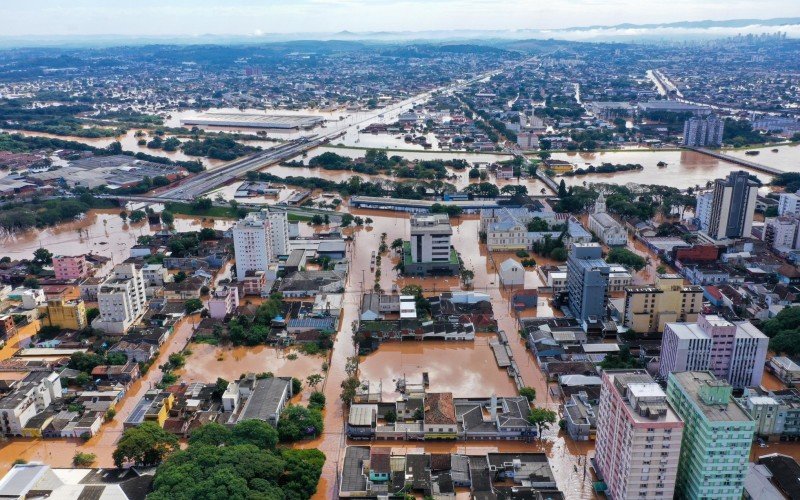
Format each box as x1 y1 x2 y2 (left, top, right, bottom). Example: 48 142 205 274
165 201 313 222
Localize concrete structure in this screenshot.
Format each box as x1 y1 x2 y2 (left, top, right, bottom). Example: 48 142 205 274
404 213 459 276
763 215 800 253
769 356 800 386
659 315 768 388
588 193 627 246
181 112 324 130
93 264 146 335
38 297 87 330
233 213 272 281
623 274 703 333
666 371 754 500
683 115 724 147
778 189 800 216
231 375 293 426
498 259 525 286
0 464 154 500
207 286 240 319
0 372 62 436
705 170 759 240
52 255 88 281
517 130 539 150
567 243 610 325
267 212 289 257
594 370 684 500
695 191 714 233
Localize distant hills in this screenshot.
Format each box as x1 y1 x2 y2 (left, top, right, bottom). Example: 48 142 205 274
1 17 799 48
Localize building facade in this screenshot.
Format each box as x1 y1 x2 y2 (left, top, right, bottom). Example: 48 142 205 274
778 190 800 216
92 264 146 335
567 243 610 325
233 214 272 281
594 370 684 500
623 274 703 333
706 170 758 240
405 213 458 276
52 255 88 281
683 116 725 147
38 297 87 330
588 193 627 246
666 371 754 500
208 286 240 319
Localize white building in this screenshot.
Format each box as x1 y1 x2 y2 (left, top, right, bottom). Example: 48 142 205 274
706 171 758 241
93 264 146 335
498 259 525 286
517 130 540 150
233 213 272 281
208 286 240 319
778 190 800 216
0 372 62 436
268 212 289 257
695 191 714 232
410 213 452 263
763 216 800 253
588 193 627 246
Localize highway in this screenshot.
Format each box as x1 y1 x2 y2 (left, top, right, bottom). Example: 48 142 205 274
157 65 508 200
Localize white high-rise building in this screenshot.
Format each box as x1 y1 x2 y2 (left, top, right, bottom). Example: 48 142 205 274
763 216 800 253
268 212 289 257
683 116 724 147
233 214 272 281
694 191 713 232
93 263 146 335
778 190 800 216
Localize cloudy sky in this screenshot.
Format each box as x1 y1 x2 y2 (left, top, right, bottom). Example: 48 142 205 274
2 0 799 36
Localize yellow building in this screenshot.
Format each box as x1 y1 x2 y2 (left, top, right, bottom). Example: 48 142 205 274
38 297 87 330
543 159 574 173
623 274 703 333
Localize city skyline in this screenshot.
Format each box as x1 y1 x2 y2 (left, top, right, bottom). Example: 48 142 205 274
2 1 800 38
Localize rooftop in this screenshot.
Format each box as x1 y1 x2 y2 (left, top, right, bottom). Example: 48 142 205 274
670 371 751 423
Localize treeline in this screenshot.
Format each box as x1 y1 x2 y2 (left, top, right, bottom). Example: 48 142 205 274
560 163 644 177
0 100 123 138
302 150 461 180
0 192 116 232
181 136 260 161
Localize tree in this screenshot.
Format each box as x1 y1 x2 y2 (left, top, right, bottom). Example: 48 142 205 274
341 376 360 405
277 405 323 442
33 247 53 266
119 211 128 222
173 271 187 283
606 247 647 272
341 213 354 227
188 422 232 447
86 307 100 324
113 422 179 467
519 387 536 403
128 210 147 223
391 238 404 251
309 391 326 410
73 452 96 466
22 277 40 289
557 179 568 198
230 419 279 449
184 299 203 314
528 407 557 438
306 374 323 390
385 410 397 423
160 210 174 225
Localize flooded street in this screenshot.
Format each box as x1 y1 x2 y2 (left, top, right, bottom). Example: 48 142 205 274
0 316 196 474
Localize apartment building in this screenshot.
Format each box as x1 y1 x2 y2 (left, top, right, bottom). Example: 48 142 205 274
594 370 684 500
208 286 240 319
623 274 703 333
0 372 62 436
52 255 88 281
683 115 724 147
38 297 87 330
705 170 758 241
92 264 146 335
659 315 768 388
567 243 610 325
763 215 800 253
666 371 754 499
233 214 272 281
404 213 458 276
778 189 800 216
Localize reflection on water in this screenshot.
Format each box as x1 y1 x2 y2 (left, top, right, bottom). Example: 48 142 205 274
551 150 774 189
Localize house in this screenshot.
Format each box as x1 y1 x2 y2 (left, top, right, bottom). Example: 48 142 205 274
424 392 457 440
207 286 239 319
108 341 157 364
347 404 378 439
286 317 336 334
163 276 206 300
91 361 140 385
499 259 525 287
769 357 800 386
279 271 346 298
230 375 293 426
368 447 391 483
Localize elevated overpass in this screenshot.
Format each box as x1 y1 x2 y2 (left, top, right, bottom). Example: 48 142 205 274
684 147 785 177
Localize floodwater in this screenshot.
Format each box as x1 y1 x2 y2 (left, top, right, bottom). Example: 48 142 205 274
550 149 775 189
178 343 327 384
0 209 235 261
358 336 519 400
722 143 800 172
0 316 196 474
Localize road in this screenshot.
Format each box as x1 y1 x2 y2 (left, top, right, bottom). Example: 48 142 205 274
158 66 508 201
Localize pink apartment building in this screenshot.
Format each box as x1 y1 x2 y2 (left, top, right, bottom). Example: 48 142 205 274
53 255 89 281
594 370 684 500
208 286 240 319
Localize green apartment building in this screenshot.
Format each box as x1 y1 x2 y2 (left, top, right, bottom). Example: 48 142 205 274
666 371 755 500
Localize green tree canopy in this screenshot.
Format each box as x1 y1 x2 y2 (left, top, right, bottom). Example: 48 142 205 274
113 422 179 468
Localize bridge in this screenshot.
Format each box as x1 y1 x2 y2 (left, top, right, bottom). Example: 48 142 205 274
684 147 786 177
96 194 342 222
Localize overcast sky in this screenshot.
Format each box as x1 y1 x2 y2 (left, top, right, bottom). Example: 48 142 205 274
2 0 800 36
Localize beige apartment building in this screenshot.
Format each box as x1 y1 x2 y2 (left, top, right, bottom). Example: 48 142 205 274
622 274 703 333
